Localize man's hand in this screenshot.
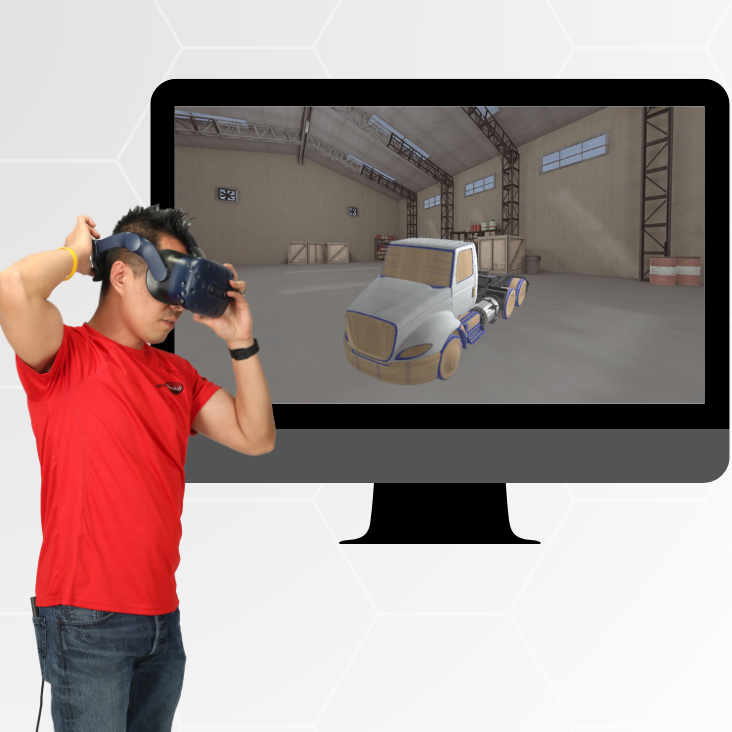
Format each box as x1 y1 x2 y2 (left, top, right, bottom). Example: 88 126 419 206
64 215 100 277
192 263 254 345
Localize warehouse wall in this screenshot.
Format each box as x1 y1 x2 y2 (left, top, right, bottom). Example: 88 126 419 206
174 147 402 264
417 106 704 282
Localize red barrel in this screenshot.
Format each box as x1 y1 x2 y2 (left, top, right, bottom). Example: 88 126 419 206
675 256 701 286
650 257 676 286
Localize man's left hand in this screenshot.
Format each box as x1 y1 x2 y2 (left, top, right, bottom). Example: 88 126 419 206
192 263 254 346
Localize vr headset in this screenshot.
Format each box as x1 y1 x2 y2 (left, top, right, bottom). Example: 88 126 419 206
91 230 233 319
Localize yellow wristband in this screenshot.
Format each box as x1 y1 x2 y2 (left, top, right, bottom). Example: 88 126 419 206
57 247 78 280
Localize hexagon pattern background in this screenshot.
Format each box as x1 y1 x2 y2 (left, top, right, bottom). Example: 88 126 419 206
0 1 727 730
5 482 732 729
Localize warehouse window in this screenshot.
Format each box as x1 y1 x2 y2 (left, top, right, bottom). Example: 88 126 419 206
424 195 441 209
477 106 500 117
541 132 609 174
466 175 495 197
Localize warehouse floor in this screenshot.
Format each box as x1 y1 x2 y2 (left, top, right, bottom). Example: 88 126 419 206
175 263 705 404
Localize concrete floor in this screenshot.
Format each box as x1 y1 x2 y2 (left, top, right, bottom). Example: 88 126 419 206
175 263 704 404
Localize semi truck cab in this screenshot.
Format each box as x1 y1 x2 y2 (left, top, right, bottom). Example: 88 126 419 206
344 237 528 385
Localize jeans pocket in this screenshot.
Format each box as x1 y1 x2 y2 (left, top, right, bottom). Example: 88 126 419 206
60 605 116 625
32 617 46 678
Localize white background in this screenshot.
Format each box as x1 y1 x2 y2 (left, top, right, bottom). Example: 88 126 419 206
0 1 727 730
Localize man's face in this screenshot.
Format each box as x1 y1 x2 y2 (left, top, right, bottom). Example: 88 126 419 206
116 233 188 345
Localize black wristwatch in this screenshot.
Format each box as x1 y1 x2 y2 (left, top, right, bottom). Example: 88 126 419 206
229 338 259 360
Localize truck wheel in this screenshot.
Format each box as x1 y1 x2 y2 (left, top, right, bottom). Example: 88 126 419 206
437 334 461 381
501 288 516 319
514 278 527 306
506 278 527 307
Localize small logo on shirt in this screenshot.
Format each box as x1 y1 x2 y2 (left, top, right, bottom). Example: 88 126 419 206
157 381 184 395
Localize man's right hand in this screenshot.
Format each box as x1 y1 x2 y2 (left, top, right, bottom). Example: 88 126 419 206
64 215 100 277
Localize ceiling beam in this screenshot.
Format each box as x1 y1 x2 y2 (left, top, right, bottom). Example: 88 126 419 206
331 106 454 238
175 113 301 144
297 106 312 165
173 112 414 206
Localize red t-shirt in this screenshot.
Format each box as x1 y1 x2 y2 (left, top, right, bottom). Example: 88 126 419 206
16 322 222 615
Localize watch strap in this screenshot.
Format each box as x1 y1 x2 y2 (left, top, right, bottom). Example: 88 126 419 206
229 338 259 360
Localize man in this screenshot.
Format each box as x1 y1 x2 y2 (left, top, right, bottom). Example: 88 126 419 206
0 205 275 730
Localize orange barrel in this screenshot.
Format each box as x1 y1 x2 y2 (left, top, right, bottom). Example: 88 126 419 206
675 256 701 286
507 277 527 306
649 257 676 286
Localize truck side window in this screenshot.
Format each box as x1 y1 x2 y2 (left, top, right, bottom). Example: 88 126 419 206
455 249 473 284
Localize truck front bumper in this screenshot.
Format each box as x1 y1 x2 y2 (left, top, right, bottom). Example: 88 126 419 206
344 338 441 385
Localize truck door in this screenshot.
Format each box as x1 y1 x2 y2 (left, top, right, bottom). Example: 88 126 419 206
452 247 474 318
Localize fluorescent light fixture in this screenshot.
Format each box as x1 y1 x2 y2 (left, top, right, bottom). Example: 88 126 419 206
347 154 394 181
175 110 248 125
369 114 431 159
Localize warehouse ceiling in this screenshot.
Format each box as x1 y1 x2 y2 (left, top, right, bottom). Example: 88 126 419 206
174 106 607 201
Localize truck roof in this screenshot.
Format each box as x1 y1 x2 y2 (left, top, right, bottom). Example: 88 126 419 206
389 237 471 251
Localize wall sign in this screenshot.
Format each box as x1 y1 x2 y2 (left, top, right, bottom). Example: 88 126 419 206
216 187 239 202
348 207 358 216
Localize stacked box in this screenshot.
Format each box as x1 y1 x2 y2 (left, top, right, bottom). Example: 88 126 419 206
326 243 349 263
288 242 308 264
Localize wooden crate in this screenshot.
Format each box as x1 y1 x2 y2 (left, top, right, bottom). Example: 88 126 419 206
476 235 524 274
307 242 324 264
288 242 308 264
326 242 349 263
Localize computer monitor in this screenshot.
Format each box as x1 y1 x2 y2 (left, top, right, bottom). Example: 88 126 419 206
149 86 726 483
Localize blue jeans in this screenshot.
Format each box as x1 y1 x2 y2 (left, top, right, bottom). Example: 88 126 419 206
32 604 186 731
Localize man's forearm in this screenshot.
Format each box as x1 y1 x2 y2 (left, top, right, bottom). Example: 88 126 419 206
227 339 276 453
0 245 84 301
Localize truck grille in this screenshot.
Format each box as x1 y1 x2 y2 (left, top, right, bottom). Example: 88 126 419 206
345 312 396 361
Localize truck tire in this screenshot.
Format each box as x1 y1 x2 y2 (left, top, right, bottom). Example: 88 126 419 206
509 277 527 306
501 288 517 319
437 333 461 381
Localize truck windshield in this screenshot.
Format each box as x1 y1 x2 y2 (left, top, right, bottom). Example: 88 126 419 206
381 245 453 288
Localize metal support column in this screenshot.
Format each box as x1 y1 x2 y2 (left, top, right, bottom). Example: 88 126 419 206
462 107 520 235
439 182 454 240
502 146 519 236
406 192 417 238
639 106 674 280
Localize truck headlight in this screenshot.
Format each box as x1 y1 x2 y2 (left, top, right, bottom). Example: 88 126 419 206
395 344 432 360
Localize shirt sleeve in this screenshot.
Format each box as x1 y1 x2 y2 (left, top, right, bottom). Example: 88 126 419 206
15 324 95 402
184 360 223 436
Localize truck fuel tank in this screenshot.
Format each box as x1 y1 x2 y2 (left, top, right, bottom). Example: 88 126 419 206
470 297 501 327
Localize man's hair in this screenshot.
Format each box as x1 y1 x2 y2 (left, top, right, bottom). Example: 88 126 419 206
97 204 196 303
